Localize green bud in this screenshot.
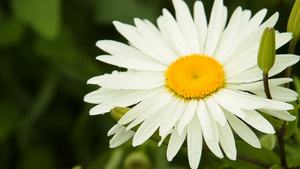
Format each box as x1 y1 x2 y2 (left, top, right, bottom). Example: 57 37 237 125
257 27 276 74
124 152 150 169
71 165 82 169
287 0 300 42
110 107 130 122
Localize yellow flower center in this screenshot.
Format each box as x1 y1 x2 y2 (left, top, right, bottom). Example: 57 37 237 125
165 54 225 100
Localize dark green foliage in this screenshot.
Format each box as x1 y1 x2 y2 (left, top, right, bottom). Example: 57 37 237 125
0 0 299 168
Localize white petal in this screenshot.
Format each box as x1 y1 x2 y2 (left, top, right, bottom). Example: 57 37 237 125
272 54 300 70
118 88 166 125
259 109 296 121
224 111 261 148
223 41 259 75
96 40 155 62
109 125 135 148
107 124 123 136
84 88 152 104
187 116 203 169
276 32 292 49
167 123 187 161
173 0 199 53
89 104 115 116
262 99 294 110
196 100 214 140
204 0 227 56
156 16 181 55
96 55 167 71
227 78 293 91
178 100 197 134
205 97 227 126
214 89 270 109
238 8 267 41
197 100 224 158
212 91 246 118
101 89 156 107
226 53 299 83
134 18 178 64
217 122 237 160
162 9 191 55
126 91 172 130
88 71 165 89
132 101 170 146
113 21 167 64
239 109 275 134
193 1 207 54
87 88 156 115
234 12 279 57
160 98 186 137
84 88 111 104
265 86 298 102
225 66 261 83
238 9 251 33
143 19 161 35
214 7 242 63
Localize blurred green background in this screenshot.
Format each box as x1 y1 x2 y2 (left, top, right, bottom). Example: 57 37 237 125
0 0 299 169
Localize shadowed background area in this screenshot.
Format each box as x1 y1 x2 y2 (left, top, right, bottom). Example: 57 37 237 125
0 0 299 168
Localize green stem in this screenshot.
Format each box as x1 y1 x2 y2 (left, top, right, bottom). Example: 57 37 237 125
237 154 273 168
263 73 272 99
285 39 297 88
276 122 288 169
263 73 288 168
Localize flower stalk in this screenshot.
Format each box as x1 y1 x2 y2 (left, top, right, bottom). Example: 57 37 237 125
258 27 290 169
257 27 276 99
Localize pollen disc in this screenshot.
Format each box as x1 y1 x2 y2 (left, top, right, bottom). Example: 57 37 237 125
165 54 225 100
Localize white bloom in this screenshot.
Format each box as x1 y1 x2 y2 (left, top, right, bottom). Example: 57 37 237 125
84 0 299 168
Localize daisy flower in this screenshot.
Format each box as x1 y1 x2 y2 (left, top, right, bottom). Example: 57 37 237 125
84 0 299 168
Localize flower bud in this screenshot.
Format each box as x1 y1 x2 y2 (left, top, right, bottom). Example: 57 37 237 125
257 27 276 74
287 0 300 42
124 152 151 169
110 107 130 122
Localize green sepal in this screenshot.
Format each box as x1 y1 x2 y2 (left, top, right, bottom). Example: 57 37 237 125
257 27 276 74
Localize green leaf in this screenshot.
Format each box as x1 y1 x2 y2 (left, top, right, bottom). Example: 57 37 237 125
226 158 266 169
293 76 300 101
269 164 283 169
11 0 61 39
18 146 57 169
0 17 25 47
285 134 300 167
259 134 277 150
285 103 299 139
94 0 160 24
228 141 280 169
0 102 21 144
